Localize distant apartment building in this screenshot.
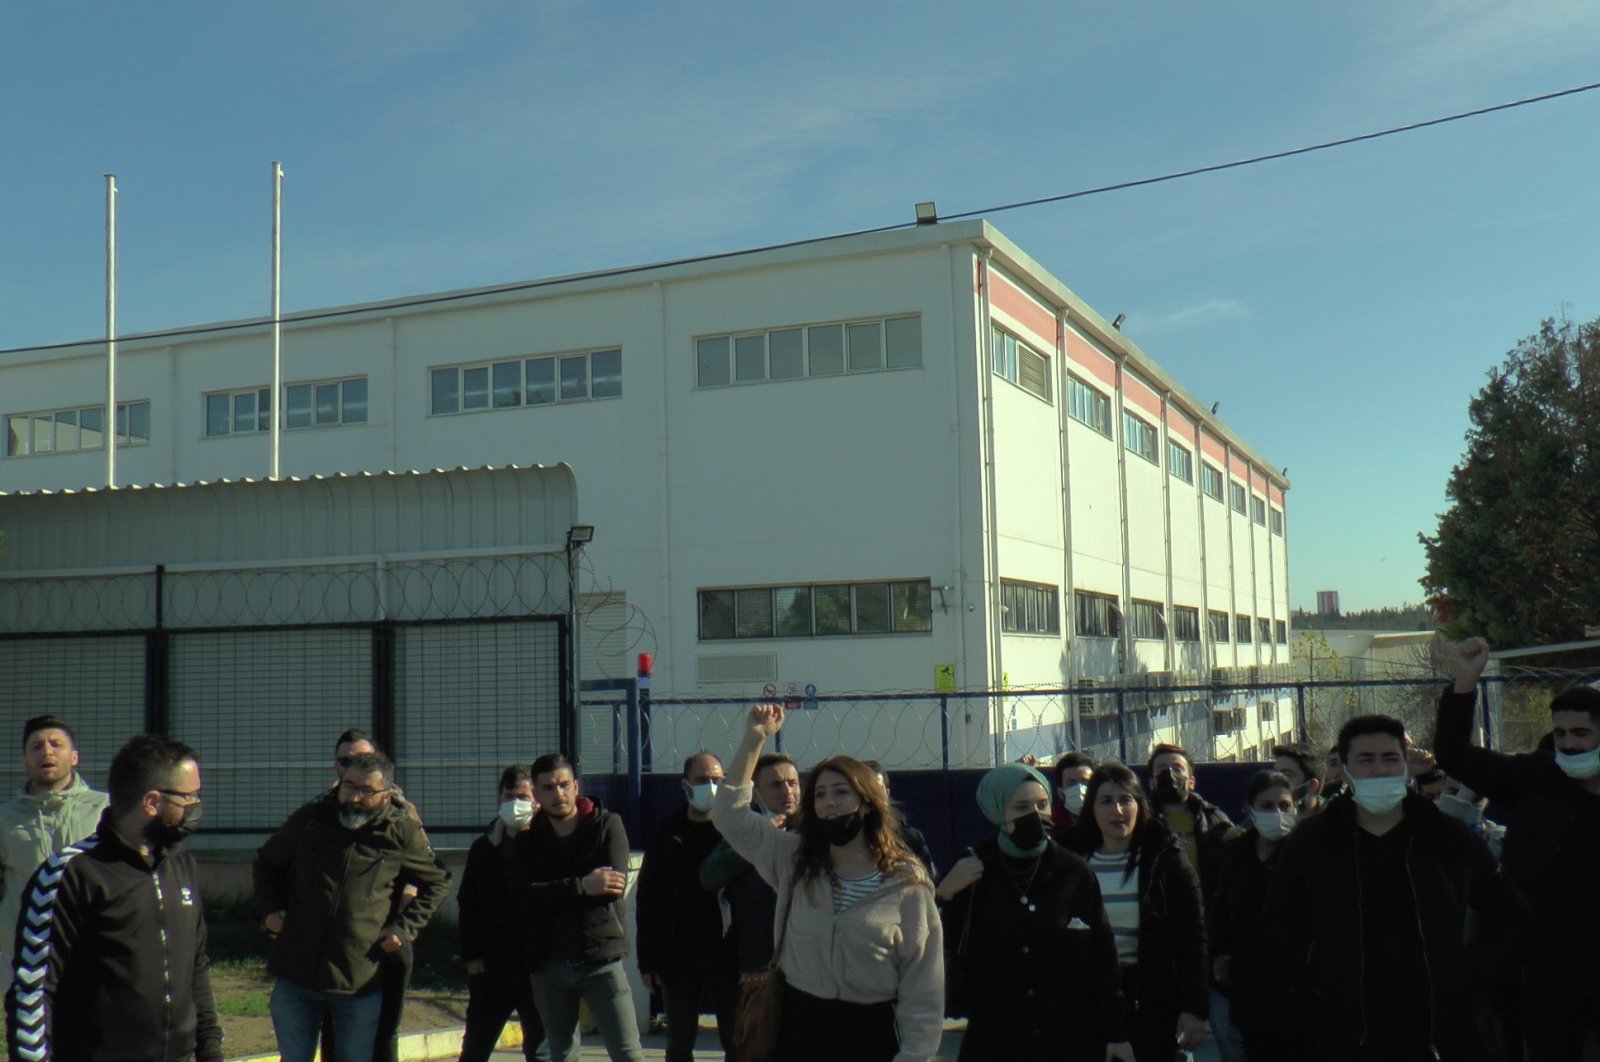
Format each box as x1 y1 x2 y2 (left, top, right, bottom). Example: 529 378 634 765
1317 590 1341 615
1 220 1292 764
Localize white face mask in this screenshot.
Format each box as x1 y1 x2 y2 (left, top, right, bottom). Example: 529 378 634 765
1437 793 1483 825
687 781 720 813
498 797 534 829
1348 773 1409 815
1253 809 1297 841
1554 746 1600 780
1061 783 1087 816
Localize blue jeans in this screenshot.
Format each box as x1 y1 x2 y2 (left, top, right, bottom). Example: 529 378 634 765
530 959 644 1062
270 977 384 1062
1209 987 1248 1062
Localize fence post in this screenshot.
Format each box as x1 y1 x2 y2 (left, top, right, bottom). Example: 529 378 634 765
1115 689 1128 764
628 677 644 823
371 622 397 754
940 696 950 770
1297 683 1308 744
144 564 169 735
1478 677 1492 751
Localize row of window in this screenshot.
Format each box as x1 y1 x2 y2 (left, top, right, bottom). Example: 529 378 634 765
205 377 369 437
5 402 151 457
431 349 622 416
698 316 921 389
1003 586 1287 645
698 581 933 640
991 326 1052 402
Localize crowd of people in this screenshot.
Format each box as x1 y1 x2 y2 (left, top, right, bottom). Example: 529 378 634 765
0 633 1595 1061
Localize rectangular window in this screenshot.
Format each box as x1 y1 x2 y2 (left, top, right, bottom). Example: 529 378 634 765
1235 614 1253 643
1229 482 1248 515
1074 591 1120 638
209 378 364 435
1257 617 1272 644
1001 580 1060 635
697 315 920 389
991 325 1051 402
1168 440 1193 484
697 580 933 640
1123 411 1158 464
1067 375 1112 436
432 350 622 415
1172 606 1200 642
6 401 150 456
1209 609 1230 643
1129 599 1164 640
1251 496 1267 526
1275 620 1288 644
1270 507 1284 536
1201 463 1224 502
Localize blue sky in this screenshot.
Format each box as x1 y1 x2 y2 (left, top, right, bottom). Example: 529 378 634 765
5 1 1599 614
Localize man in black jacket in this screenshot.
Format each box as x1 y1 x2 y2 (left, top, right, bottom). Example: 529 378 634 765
1264 714 1527 1061
1434 637 1600 1061
254 751 450 1062
635 752 735 1062
697 752 801 975
514 753 643 1062
5 733 221 1062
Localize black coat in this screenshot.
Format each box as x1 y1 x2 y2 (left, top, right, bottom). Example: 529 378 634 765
457 821 523 972
1434 685 1600 960
1262 791 1528 1059
634 805 725 974
5 815 222 1062
943 838 1126 1061
1208 829 1303 1038
511 798 631 967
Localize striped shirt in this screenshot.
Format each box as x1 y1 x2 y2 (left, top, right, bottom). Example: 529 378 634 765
831 870 885 913
1088 850 1141 963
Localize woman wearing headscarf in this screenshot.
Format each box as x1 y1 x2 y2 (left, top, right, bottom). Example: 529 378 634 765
711 704 943 1062
937 762 1133 1062
1066 762 1209 1062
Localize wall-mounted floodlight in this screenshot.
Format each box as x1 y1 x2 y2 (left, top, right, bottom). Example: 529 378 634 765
1112 314 1126 330
567 525 595 546
914 201 938 225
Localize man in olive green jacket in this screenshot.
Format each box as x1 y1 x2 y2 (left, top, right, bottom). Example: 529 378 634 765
253 751 449 1062
0 715 108 978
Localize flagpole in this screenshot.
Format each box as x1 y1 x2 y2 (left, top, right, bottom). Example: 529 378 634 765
270 161 283 481
105 174 117 489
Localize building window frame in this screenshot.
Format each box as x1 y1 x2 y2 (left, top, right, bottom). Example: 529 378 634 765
1129 599 1165 640
1074 590 1121 638
1123 410 1158 464
1235 613 1253 643
990 325 1052 403
6 400 150 457
1067 374 1112 436
1167 440 1193 484
696 315 920 390
1251 496 1267 527
1209 609 1231 643
431 348 622 416
1201 463 1224 502
1229 481 1248 516
697 580 933 640
1000 580 1060 635
1270 507 1284 536
1172 606 1201 643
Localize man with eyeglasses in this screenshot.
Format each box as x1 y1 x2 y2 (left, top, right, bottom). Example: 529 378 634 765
254 751 450 1062
5 733 221 1062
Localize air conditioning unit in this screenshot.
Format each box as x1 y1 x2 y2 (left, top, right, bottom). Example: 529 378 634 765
1075 678 1102 716
1210 667 1232 687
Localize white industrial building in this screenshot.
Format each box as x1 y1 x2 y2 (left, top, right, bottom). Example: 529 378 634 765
1 220 1293 764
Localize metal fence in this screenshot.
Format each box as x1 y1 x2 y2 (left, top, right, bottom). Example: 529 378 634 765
0 555 570 833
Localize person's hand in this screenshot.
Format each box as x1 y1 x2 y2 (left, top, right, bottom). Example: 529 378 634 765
379 933 404 953
766 814 787 829
641 972 660 993
1105 1042 1135 1062
1212 954 1232 988
580 866 626 897
935 855 983 902
1176 1011 1207 1051
748 704 785 738
465 959 486 976
263 911 286 935
1453 636 1490 693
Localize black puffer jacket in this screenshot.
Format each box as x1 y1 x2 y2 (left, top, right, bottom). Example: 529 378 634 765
512 797 631 967
4 813 222 1062
253 792 450 994
1262 792 1528 1059
457 819 524 972
1434 685 1600 961
634 805 724 974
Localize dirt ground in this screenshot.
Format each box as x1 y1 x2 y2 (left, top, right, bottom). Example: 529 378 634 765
212 965 472 1058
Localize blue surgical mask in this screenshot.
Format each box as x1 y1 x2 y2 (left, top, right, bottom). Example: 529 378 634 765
687 781 720 812
1555 746 1600 780
1348 773 1409 814
1253 809 1296 841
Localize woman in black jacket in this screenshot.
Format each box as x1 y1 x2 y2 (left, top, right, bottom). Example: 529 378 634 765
1067 763 1208 1062
938 763 1131 1062
1209 770 1308 1059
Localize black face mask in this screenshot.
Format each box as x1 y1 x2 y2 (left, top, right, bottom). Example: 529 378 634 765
818 811 864 847
1007 812 1047 850
148 804 201 848
1153 768 1185 804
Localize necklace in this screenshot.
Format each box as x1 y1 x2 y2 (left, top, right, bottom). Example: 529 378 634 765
1005 852 1045 912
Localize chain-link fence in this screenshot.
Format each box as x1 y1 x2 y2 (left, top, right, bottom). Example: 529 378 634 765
0 554 570 833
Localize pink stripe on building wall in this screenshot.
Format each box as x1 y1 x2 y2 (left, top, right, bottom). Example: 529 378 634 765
1123 373 1162 419
1065 329 1118 389
1268 484 1285 506
1166 408 1197 441
988 271 1057 350
1200 431 1228 465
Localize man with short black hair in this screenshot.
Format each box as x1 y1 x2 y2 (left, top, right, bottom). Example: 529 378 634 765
0 716 109 984
699 752 801 977
1272 743 1324 815
1145 742 1233 895
5 734 220 1061
255 751 449 1062
636 751 734 1062
1050 751 1095 840
1434 637 1600 1060
515 753 643 1062
1266 712 1526 1061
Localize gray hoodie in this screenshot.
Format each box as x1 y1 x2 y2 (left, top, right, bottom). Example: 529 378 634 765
0 773 109 950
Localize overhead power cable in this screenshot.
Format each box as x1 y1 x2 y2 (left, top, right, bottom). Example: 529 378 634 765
6 78 1599 356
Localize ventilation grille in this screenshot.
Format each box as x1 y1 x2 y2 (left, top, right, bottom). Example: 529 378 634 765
697 653 778 684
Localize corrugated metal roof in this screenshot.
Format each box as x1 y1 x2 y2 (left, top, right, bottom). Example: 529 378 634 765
0 465 579 573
